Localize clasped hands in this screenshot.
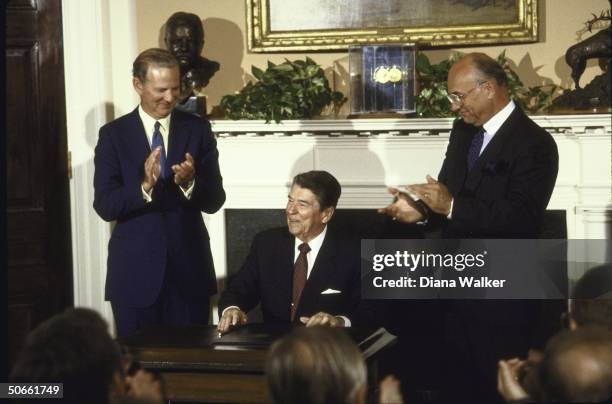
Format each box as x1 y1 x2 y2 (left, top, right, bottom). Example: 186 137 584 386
142 147 195 192
377 175 452 223
217 308 345 334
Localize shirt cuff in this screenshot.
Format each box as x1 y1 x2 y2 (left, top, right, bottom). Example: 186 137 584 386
141 184 153 203
221 306 241 317
338 315 351 327
447 198 454 219
180 179 195 199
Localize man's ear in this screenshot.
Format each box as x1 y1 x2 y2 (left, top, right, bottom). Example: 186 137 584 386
482 80 494 100
133 77 144 95
322 207 335 224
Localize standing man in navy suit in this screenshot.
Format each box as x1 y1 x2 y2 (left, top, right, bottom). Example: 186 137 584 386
94 48 225 337
379 53 559 401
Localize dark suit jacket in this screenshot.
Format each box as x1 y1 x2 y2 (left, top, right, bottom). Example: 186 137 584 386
436 106 559 238
430 107 560 399
432 107 559 328
218 227 366 324
93 108 225 308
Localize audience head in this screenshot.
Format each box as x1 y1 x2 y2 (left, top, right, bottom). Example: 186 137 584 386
266 326 367 404
286 171 341 242
447 52 510 126
10 308 122 404
570 264 612 330
537 327 612 403
569 264 612 330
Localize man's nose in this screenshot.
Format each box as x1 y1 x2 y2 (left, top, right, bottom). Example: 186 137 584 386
164 90 176 102
286 203 297 214
450 102 460 112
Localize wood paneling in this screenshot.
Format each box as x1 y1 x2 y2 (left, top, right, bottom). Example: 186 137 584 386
6 45 42 209
6 0 72 373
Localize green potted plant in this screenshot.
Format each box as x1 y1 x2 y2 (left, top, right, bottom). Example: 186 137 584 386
220 57 346 123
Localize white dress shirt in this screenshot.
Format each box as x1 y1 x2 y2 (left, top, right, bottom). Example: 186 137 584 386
138 106 194 201
480 100 516 154
293 225 327 279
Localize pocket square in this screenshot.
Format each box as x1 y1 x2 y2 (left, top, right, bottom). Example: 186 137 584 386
321 288 341 295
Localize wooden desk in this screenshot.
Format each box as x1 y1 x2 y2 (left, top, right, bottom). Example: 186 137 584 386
121 324 396 403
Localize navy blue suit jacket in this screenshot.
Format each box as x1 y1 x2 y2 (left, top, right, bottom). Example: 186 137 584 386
93 108 225 308
218 227 369 324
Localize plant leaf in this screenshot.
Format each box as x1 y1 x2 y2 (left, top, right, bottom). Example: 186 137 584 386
251 66 264 80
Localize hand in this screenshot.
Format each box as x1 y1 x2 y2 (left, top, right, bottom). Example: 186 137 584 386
497 358 529 402
172 152 195 188
125 369 164 404
300 312 345 327
142 147 162 192
379 375 403 404
408 175 452 216
377 187 424 223
217 308 248 333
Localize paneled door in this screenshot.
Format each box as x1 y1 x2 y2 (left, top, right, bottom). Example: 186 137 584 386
6 0 72 372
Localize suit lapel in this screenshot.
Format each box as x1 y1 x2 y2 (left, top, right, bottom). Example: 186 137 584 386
448 124 478 195
167 112 189 169
277 230 295 314
126 108 151 166
464 107 522 190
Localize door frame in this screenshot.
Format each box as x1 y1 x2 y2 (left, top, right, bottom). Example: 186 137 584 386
62 0 138 332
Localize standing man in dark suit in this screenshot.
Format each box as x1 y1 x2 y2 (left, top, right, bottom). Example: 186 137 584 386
379 53 559 401
94 48 225 337
218 171 364 333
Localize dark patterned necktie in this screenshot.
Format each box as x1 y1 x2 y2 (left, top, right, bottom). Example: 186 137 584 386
467 128 485 171
291 242 311 321
151 121 167 178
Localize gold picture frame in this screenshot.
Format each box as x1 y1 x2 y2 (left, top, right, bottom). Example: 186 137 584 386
246 0 538 52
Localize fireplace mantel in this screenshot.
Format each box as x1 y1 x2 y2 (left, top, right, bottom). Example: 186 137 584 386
212 114 611 136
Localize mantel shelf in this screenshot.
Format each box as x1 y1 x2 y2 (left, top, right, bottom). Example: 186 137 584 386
211 114 611 136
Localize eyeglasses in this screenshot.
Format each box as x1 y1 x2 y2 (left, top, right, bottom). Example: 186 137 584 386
446 81 485 105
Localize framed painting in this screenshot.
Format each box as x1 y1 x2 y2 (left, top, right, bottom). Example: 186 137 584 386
246 0 538 52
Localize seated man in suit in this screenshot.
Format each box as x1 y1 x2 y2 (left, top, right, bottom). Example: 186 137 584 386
218 170 364 333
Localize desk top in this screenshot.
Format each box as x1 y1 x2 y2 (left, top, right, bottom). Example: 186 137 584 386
121 324 395 372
